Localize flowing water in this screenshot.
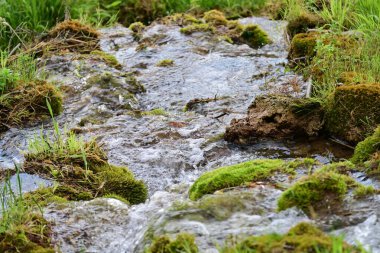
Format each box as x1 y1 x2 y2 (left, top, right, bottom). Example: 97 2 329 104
1 17 379 252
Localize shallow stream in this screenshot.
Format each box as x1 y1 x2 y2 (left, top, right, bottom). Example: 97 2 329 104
1 17 379 253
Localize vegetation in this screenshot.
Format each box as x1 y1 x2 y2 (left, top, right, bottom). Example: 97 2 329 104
0 52 62 132
156 59 174 67
24 113 148 205
351 126 380 164
220 222 363 253
0 170 55 252
146 233 198 253
189 159 316 201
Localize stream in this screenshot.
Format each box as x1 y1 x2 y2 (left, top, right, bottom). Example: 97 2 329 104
0 16 379 253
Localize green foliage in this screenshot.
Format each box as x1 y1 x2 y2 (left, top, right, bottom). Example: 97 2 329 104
351 126 380 164
239 24 271 48
24 115 148 205
142 108 168 116
277 170 359 213
220 222 361 253
180 23 216 34
156 59 174 67
319 0 353 31
0 169 55 252
189 159 285 200
147 233 198 253
193 0 267 17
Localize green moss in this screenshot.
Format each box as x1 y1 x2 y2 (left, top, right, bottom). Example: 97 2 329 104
172 193 250 221
162 13 201 26
287 12 324 38
189 159 285 200
0 80 63 132
239 24 270 48
325 84 380 143
129 22 145 33
97 165 148 205
288 32 319 66
124 72 146 93
180 24 215 35
318 161 355 174
0 213 55 253
90 50 122 69
156 59 174 67
221 222 358 253
146 233 198 253
277 171 357 213
142 108 168 116
24 129 148 206
353 185 377 198
203 10 228 26
351 126 380 164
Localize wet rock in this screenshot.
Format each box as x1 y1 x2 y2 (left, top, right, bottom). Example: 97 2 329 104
287 12 324 38
325 84 380 143
225 95 323 144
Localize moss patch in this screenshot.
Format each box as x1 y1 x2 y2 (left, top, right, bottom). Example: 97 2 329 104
325 84 380 143
239 24 271 48
0 80 63 132
221 222 359 253
189 159 286 200
129 22 146 33
32 20 99 55
180 23 216 35
142 108 168 116
277 170 358 214
288 32 319 67
203 10 228 26
287 12 324 38
351 126 380 164
0 213 55 253
90 50 122 69
156 59 174 67
146 233 198 253
24 130 147 205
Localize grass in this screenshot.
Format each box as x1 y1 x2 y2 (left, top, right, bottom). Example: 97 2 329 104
24 106 148 205
0 51 62 131
0 167 55 252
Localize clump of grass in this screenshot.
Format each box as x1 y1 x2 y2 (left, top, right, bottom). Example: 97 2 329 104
142 108 168 116
189 159 287 200
90 50 122 69
146 233 198 253
0 52 62 132
156 59 174 67
23 108 148 205
0 169 55 252
180 23 216 35
220 222 364 253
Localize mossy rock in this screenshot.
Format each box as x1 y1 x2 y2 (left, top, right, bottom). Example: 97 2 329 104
351 126 380 164
222 222 358 253
90 50 122 69
0 213 55 253
288 32 319 67
180 24 215 35
189 159 285 200
129 22 146 33
203 10 228 26
239 24 271 48
277 171 357 214
287 13 324 38
325 84 380 143
146 233 198 253
97 165 148 205
0 80 63 132
161 13 201 26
